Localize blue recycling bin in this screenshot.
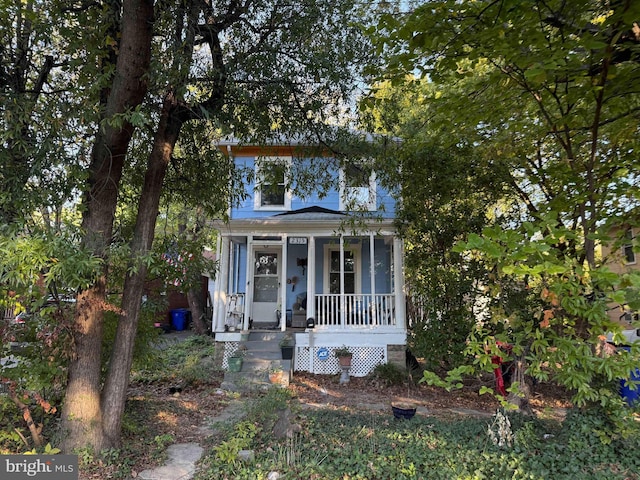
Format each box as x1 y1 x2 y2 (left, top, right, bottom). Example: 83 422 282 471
619 346 640 407
170 308 188 331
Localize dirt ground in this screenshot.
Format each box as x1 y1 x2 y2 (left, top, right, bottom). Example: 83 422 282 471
131 370 574 446
288 372 573 416
102 370 575 479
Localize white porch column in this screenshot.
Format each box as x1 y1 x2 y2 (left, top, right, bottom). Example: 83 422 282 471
211 235 221 331
280 234 288 331
244 236 254 328
369 232 376 315
393 236 406 330
214 236 231 332
307 236 316 321
340 234 345 328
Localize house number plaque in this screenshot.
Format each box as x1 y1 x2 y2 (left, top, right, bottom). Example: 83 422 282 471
289 237 307 245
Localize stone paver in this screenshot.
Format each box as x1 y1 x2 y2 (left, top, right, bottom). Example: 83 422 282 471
134 399 245 480
138 443 203 480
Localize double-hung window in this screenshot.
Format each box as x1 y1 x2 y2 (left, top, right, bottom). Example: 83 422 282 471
324 245 361 294
254 156 291 210
623 228 636 264
339 162 376 211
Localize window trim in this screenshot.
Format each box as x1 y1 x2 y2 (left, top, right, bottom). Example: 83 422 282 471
254 156 292 211
338 163 377 212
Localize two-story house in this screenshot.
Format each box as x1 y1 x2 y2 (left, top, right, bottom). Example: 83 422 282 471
210 137 407 377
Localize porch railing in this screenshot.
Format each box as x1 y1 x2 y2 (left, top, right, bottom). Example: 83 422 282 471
314 293 395 328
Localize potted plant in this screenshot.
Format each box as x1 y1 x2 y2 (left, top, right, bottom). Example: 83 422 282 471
334 345 352 367
268 363 285 385
391 402 417 420
227 345 246 372
279 333 294 360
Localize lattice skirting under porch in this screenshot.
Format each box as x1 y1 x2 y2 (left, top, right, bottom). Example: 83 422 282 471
294 345 386 377
222 341 240 369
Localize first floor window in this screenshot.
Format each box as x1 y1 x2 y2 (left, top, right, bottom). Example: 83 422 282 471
324 244 361 294
329 250 355 294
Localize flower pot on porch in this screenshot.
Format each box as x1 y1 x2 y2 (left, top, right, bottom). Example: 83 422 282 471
335 346 353 368
281 346 294 360
337 355 352 368
279 333 294 359
227 356 243 372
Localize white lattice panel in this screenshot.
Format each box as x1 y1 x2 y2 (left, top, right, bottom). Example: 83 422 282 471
294 346 386 377
222 341 240 369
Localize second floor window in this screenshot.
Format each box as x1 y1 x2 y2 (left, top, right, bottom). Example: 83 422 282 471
340 162 376 211
255 157 291 210
623 228 636 264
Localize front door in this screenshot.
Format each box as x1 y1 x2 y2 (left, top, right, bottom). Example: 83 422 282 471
252 247 281 324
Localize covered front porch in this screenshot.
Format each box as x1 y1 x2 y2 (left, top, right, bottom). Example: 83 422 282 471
211 234 405 333
211 209 406 376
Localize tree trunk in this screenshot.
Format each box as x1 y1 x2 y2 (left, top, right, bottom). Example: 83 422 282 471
59 285 109 453
187 287 208 334
178 215 208 335
100 92 183 446
60 0 153 454
507 357 534 416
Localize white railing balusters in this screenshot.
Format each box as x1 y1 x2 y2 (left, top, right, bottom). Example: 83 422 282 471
313 293 395 328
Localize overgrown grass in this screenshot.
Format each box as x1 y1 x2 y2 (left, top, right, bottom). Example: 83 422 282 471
130 334 219 385
196 403 640 480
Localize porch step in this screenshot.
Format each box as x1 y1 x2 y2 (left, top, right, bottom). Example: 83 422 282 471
221 330 294 392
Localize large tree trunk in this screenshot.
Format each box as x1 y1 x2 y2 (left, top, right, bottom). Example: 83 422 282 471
101 93 183 445
60 0 153 454
179 216 208 335
187 288 208 334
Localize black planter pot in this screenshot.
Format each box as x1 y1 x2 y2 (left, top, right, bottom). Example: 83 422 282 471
281 346 294 360
391 404 417 420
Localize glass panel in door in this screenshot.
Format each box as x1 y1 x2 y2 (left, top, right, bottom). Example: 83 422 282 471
252 249 281 323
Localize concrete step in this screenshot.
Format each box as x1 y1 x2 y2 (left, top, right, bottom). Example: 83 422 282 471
222 331 293 391
250 322 280 331
242 358 291 371
246 330 288 342
244 350 283 361
244 339 280 350
222 362 291 392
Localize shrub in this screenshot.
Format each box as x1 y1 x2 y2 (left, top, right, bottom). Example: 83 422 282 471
371 362 408 386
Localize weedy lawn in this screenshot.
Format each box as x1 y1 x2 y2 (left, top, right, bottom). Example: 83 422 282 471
196 388 640 480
